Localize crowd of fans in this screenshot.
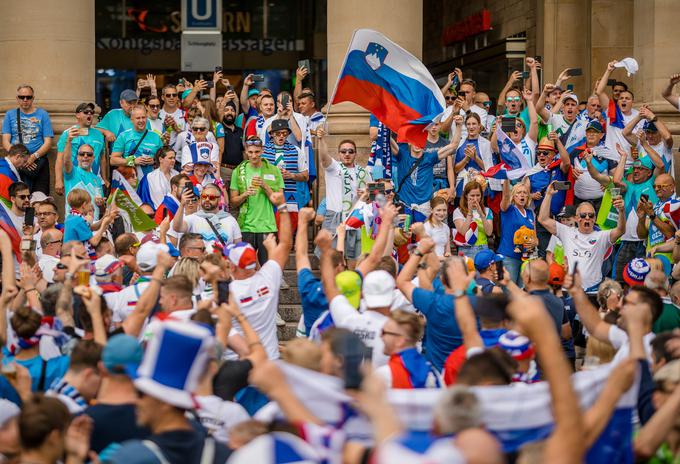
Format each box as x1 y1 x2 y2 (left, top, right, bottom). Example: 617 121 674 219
0 58 678 463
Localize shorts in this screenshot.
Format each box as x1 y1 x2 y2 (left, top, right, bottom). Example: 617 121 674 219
316 210 361 260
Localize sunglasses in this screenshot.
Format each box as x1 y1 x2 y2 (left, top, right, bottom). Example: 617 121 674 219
536 150 552 157
506 96 521 102
654 184 673 190
339 149 356 154
56 263 68 270
44 239 62 245
15 194 29 200
17 95 34 100
201 193 220 200
245 139 262 146
164 93 178 97
579 212 595 219
81 110 94 115
78 152 94 157
482 101 492 106
186 245 206 252
384 189 394 194
148 104 160 110
193 127 207 132
445 96 456 101
131 243 141 248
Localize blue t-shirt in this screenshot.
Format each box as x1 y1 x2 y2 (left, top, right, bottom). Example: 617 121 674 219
498 205 535 260
64 166 104 220
112 129 164 177
454 139 484 197
57 127 106 176
1 108 54 154
395 144 439 206
97 109 133 137
64 215 93 243
412 288 469 371
297 269 328 335
529 166 568 215
2 354 69 392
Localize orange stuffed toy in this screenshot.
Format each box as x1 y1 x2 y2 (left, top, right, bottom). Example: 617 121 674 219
513 226 538 262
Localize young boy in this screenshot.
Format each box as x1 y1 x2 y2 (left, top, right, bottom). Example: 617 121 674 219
63 188 116 258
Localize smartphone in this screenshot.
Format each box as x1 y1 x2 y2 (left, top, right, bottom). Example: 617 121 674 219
206 81 214 89
77 127 89 136
298 59 311 72
607 78 617 87
567 67 583 76
24 207 35 226
640 193 649 202
341 334 368 389
501 116 516 133
184 184 195 198
521 71 530 79
217 281 230 305
225 84 234 92
554 181 571 191
215 66 223 73
496 260 504 279
252 74 265 82
566 84 574 92
367 182 385 201
281 93 290 108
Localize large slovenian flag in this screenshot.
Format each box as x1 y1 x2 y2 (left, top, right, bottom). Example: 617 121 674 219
332 29 446 148
153 195 180 225
0 202 22 261
109 171 157 232
663 197 680 229
0 158 20 207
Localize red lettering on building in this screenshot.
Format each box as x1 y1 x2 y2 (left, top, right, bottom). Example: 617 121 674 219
441 9 492 45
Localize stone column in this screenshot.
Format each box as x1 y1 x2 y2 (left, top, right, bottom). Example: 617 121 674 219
0 0 95 134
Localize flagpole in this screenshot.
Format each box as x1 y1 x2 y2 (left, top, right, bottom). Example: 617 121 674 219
323 28 361 131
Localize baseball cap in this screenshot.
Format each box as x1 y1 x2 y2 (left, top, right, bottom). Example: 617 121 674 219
248 89 260 98
499 330 535 360
102 334 143 378
362 270 395 309
119 89 139 102
225 242 257 270
643 120 658 133
94 254 123 277
633 156 655 170
564 93 579 103
557 205 577 219
549 263 566 286
269 119 291 134
335 271 362 309
585 120 603 133
181 89 192 100
75 102 95 113
30 191 54 205
623 258 651 287
474 249 504 271
137 242 170 272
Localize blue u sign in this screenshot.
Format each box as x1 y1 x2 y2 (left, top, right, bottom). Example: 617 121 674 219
183 0 221 29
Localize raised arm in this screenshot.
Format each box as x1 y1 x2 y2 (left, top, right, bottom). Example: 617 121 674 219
62 127 78 175
395 238 434 302
295 208 315 271
596 61 617 109
500 179 512 212
498 71 522 113
583 150 613 187
0 230 18 346
550 131 571 172
447 260 482 350
223 298 267 366
267 192 292 269
661 74 680 110
611 144 629 185
357 202 397 276
437 116 463 160
564 271 612 342
538 182 559 235
523 88 538 142
526 57 541 104
315 126 333 169
315 229 340 302
622 112 644 146
608 193 626 243
240 74 255 112
637 131 666 176
536 83 555 122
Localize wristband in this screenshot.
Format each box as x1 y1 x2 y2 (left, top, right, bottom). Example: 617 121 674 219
65 272 74 281
126 156 136 167
414 249 424 257
278 205 289 213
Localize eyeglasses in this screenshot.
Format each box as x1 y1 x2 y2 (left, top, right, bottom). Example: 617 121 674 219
506 96 521 102
245 139 262 146
78 152 94 157
36 211 57 217
654 183 674 190
381 329 404 338
201 193 220 200
193 127 207 132
339 149 356 154
130 243 141 248
81 110 94 115
186 246 206 252
579 212 595 219
536 150 552 157
164 93 178 98
17 95 34 100
44 239 62 246
148 104 160 110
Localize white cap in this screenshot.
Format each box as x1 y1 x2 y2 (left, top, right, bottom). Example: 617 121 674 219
30 191 54 204
614 57 639 77
564 93 579 103
94 254 123 277
137 242 169 273
362 270 395 309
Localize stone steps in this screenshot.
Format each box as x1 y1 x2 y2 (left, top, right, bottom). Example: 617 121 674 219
276 252 319 342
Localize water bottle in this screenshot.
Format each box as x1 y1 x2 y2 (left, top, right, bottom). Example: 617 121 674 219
372 156 385 180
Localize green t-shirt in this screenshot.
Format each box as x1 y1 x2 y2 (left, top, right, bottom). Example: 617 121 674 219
230 159 284 233
96 108 133 137
653 301 680 334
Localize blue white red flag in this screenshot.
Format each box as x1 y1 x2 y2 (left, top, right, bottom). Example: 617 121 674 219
228 431 324 464
0 201 22 261
453 221 478 246
332 29 445 148
0 158 20 207
663 197 680 229
607 100 625 129
154 195 180 225
496 125 531 172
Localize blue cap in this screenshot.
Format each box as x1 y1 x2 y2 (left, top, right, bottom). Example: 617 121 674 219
585 120 603 133
474 249 504 271
247 89 260 98
119 89 139 102
102 334 143 378
633 156 655 170
166 242 180 258
643 120 658 132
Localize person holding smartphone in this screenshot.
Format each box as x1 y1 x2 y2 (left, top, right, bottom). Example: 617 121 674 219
62 132 104 221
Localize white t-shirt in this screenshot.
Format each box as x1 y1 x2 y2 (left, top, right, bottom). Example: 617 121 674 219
555 222 612 290
229 261 284 360
329 294 389 367
519 136 537 167
38 254 59 283
194 395 250 444
159 107 186 146
423 221 451 257
111 280 151 323
324 159 371 213
608 325 655 363
573 146 617 200
180 140 220 169
173 129 218 153
639 140 673 171
169 212 241 253
605 107 642 154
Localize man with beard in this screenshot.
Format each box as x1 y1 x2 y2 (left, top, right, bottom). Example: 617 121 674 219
62 132 105 220
172 183 241 253
56 102 106 195
219 101 243 187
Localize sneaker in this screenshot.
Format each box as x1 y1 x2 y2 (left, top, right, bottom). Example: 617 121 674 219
275 312 286 327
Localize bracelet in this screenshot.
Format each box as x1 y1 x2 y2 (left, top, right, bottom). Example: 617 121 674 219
65 272 74 281
278 205 289 213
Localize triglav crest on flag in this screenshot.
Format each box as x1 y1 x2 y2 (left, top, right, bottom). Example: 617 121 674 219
365 42 388 70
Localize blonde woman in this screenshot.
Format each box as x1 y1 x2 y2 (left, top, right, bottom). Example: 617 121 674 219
498 178 535 283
